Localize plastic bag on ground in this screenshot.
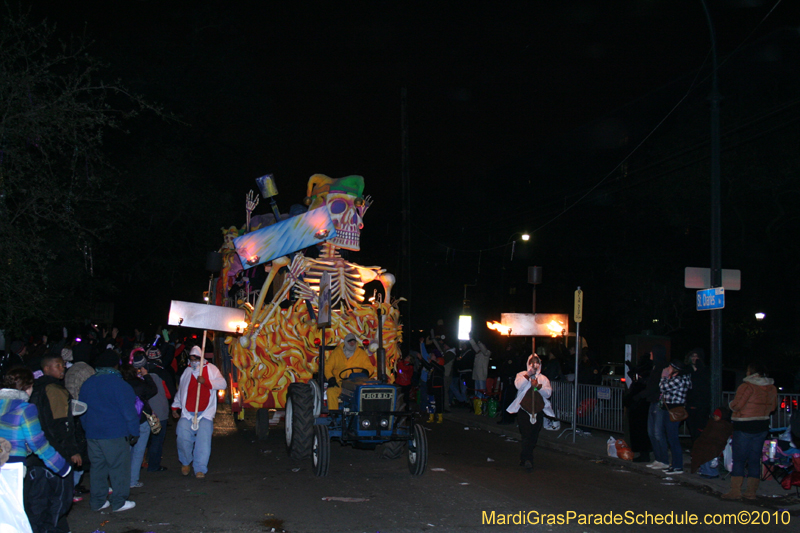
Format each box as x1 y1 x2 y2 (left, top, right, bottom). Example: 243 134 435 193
607 436 618 458
723 437 733 472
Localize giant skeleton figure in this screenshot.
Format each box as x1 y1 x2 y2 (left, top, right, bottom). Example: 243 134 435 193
226 175 402 409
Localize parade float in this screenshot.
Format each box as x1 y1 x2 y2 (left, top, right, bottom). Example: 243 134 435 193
212 174 404 427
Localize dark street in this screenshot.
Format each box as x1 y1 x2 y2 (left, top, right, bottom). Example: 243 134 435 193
66 406 795 533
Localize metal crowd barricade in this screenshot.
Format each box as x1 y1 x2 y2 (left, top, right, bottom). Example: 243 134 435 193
551 381 625 434
551 385 799 435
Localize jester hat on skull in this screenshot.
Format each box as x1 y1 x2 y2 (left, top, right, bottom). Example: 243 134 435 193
304 174 370 251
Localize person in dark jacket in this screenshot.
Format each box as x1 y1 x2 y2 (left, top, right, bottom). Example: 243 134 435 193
71 327 100 366
121 361 157 489
26 353 82 533
80 349 139 512
454 341 475 400
1 366 73 532
0 340 26 381
417 340 445 423
497 340 527 425
142 356 171 472
634 345 669 470
577 350 601 385
624 352 652 462
684 348 711 443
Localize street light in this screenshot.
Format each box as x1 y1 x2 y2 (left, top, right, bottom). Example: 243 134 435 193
755 312 765 321
508 232 530 261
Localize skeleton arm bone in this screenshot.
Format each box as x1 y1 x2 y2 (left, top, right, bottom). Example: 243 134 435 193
252 255 291 323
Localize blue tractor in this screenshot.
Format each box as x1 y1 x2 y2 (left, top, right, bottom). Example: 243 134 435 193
284 311 427 476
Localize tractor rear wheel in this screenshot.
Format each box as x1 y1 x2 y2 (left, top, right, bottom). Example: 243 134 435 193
312 425 330 477
285 383 314 460
407 423 428 476
380 439 405 459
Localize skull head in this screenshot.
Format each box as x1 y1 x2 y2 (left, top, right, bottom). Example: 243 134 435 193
325 192 370 251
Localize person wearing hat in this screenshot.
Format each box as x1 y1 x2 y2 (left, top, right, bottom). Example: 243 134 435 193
324 333 375 410
143 345 177 401
138 352 171 473
79 349 139 512
121 356 158 489
690 407 733 478
506 354 554 470
64 361 94 495
658 359 692 474
171 346 226 479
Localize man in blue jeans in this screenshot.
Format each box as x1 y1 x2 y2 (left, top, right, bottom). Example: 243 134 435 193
658 360 692 474
634 345 670 469
172 346 227 479
79 349 139 512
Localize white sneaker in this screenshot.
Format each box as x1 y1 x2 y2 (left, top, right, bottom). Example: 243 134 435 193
97 501 110 511
647 461 669 469
113 501 136 512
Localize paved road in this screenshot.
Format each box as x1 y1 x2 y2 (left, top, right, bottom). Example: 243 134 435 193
66 407 796 533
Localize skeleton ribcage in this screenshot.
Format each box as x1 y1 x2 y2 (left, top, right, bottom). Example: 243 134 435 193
293 258 366 309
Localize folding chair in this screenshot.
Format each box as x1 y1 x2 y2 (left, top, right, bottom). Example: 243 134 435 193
761 433 800 496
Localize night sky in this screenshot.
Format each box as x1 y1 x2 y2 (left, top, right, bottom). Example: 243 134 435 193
16 1 800 373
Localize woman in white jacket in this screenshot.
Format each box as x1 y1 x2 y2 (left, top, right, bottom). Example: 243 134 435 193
506 354 554 470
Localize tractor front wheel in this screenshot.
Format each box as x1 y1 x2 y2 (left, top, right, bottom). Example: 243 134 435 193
312 425 330 477
407 423 428 476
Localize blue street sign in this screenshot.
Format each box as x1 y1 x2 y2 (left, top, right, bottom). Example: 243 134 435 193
696 287 725 311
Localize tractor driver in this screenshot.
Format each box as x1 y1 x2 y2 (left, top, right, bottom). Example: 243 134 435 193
325 333 375 410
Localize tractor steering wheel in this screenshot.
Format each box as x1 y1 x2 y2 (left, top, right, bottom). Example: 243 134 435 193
339 367 371 380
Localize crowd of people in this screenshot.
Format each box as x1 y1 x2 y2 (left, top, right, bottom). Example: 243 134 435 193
2 321 793 532
625 345 785 499
0 326 225 531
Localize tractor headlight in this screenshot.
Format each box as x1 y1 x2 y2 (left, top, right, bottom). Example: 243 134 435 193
379 418 389 428
361 419 371 429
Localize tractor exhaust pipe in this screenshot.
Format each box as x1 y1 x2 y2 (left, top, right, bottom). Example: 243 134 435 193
376 307 387 383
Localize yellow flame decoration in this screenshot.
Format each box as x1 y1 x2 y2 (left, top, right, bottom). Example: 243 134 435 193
225 300 402 409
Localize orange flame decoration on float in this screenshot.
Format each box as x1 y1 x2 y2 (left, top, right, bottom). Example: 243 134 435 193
223 174 403 409
486 321 512 335
487 319 565 337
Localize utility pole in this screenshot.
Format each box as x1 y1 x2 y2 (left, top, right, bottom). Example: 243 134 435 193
702 0 723 410
401 88 412 341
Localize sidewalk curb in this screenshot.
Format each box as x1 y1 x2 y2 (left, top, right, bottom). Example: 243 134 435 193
443 410 800 511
